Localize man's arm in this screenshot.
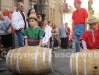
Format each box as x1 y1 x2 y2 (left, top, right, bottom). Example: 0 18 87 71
71 21 74 36
85 18 87 30
12 12 20 30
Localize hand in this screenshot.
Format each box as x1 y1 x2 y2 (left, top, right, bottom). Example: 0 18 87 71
71 31 74 37
36 45 41 47
24 45 29 47
19 28 24 32
21 29 24 32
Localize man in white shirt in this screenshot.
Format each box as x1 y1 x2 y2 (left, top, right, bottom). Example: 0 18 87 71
12 2 28 47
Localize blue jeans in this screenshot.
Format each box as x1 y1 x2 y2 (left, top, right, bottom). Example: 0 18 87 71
74 24 85 52
16 31 24 47
74 34 81 52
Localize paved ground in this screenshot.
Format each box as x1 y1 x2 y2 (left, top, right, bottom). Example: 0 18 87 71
0 48 76 75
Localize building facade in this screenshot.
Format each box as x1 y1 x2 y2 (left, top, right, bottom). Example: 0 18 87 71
0 0 63 27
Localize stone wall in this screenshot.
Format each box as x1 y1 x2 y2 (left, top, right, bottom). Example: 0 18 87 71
0 0 63 28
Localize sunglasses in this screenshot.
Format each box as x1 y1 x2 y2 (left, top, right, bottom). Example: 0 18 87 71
21 6 23 7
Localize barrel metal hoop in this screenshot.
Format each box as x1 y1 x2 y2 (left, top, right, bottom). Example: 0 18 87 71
17 47 22 74
35 47 40 74
42 48 47 72
11 50 15 72
6 50 12 70
76 53 79 75
84 52 87 75
48 49 52 72
70 53 73 75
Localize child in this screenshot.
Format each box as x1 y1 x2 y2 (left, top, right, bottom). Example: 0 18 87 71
23 14 45 46
42 19 52 48
81 16 99 50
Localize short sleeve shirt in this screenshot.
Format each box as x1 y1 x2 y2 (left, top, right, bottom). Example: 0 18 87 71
72 8 88 24
23 27 45 40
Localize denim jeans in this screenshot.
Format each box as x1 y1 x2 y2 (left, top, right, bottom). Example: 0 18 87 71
74 24 85 52
74 34 81 52
16 31 24 47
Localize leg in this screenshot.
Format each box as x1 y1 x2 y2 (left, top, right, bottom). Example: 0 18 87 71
56 39 58 47
74 34 80 52
61 38 64 49
16 31 24 47
54 39 56 49
64 38 68 49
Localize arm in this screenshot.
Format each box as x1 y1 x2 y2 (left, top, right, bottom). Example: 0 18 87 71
65 27 68 33
85 18 87 30
38 38 42 47
24 38 29 47
71 21 74 36
12 12 20 30
84 9 88 31
82 40 87 49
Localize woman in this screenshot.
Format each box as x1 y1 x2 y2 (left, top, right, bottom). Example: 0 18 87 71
52 24 59 49
0 11 12 58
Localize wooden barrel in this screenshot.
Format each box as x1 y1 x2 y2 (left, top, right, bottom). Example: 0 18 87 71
6 46 54 75
70 50 99 75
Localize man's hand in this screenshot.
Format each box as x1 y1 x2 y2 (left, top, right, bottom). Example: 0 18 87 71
21 29 24 32
71 31 74 37
19 28 24 32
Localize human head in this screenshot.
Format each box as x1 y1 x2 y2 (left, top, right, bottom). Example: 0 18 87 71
65 23 68 26
37 15 42 22
88 16 98 30
27 9 36 17
27 14 38 27
43 19 48 26
0 11 4 20
17 2 24 12
48 21 52 27
74 0 82 10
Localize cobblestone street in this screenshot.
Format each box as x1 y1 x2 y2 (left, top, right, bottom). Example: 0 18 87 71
0 48 76 75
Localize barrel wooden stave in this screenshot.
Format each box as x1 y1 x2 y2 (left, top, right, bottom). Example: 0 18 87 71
71 50 99 75
6 46 54 75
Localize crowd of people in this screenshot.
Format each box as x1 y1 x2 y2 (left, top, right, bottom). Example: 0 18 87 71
0 0 99 72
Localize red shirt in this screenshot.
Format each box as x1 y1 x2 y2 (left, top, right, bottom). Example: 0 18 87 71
81 30 99 49
72 8 88 24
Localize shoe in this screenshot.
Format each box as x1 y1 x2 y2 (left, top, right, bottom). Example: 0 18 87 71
0 68 6 72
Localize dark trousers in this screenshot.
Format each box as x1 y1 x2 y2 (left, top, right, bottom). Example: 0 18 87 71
61 38 68 49
54 39 58 47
